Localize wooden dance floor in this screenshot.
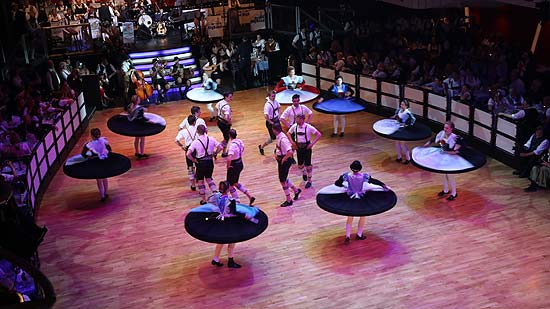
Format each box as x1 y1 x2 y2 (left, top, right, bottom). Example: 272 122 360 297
37 87 550 308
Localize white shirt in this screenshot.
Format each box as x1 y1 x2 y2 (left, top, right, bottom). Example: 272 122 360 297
179 116 206 130
435 131 458 150
275 132 293 156
215 99 231 120
228 138 244 160
86 137 109 159
175 123 199 147
264 97 280 120
187 134 220 159
288 123 320 144
281 104 313 126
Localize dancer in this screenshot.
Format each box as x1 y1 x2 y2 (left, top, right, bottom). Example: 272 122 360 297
83 128 111 201
126 95 151 158
393 99 416 164
226 129 255 204
216 91 233 157
202 72 218 121
423 121 461 201
327 75 354 137
274 66 319 94
187 124 222 204
334 160 388 244
209 180 258 269
287 114 322 189
272 123 301 207
280 94 313 128
258 90 281 155
179 105 206 130
175 115 200 191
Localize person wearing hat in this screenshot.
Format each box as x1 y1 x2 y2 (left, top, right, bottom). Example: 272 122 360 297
272 123 301 207
287 114 322 189
334 160 387 244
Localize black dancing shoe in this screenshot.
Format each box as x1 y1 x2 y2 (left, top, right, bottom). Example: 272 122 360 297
249 197 256 205
305 182 312 189
446 194 457 201
258 145 265 156
227 258 241 269
344 237 350 244
211 260 224 267
302 174 307 181
524 185 538 192
395 158 402 162
402 160 410 165
200 200 207 205
331 133 338 138
293 189 302 200
437 191 449 197
339 132 344 137
280 200 293 207
355 234 366 240
191 186 196 191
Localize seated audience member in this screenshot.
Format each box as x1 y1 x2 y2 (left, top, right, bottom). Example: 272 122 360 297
487 89 511 113
422 77 444 95
514 126 549 178
525 149 550 192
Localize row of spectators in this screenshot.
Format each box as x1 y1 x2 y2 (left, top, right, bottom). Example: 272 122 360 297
297 11 549 192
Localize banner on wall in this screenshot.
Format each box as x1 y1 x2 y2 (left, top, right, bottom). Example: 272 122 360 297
238 9 253 24
249 10 266 32
122 22 134 44
207 15 224 38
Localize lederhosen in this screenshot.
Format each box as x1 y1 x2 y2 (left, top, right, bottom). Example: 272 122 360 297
151 65 167 90
184 127 197 168
266 101 280 140
227 141 244 184
293 125 312 166
194 137 214 180
276 137 296 183
217 103 231 142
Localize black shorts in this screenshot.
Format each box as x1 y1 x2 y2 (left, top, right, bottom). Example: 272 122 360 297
217 119 231 141
265 120 278 140
195 159 214 180
277 156 295 183
227 160 243 184
296 147 312 166
185 155 194 168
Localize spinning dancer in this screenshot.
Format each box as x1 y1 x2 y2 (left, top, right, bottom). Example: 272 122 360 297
327 75 354 137
272 123 301 207
287 114 322 189
280 94 313 128
274 66 318 93
187 124 223 204
126 95 162 158
226 129 255 204
216 91 233 157
64 128 131 202
84 129 111 201
334 160 388 244
202 72 218 121
208 181 259 268
423 121 461 201
393 99 416 164
175 115 200 191
258 90 281 155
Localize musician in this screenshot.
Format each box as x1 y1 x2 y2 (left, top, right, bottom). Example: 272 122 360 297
171 57 190 98
203 54 224 85
150 58 168 103
97 57 117 95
